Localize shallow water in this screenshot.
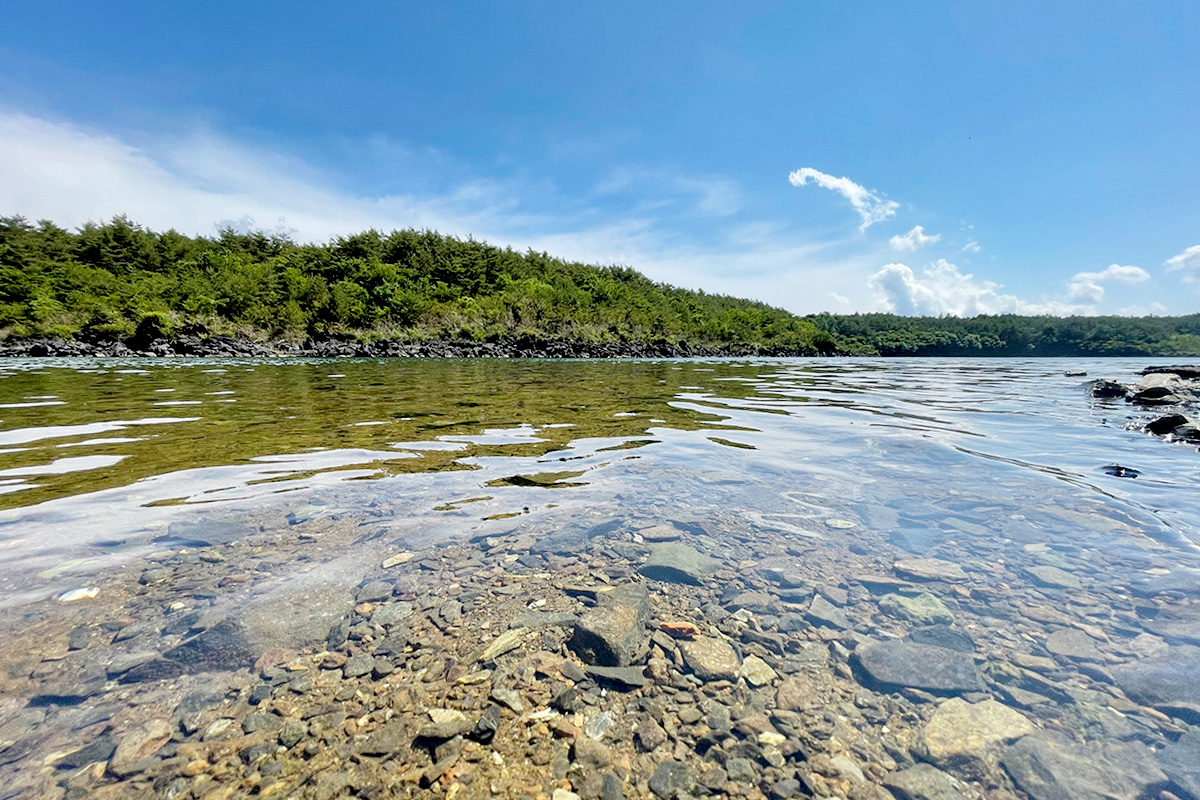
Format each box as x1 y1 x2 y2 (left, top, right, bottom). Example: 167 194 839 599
1 356 1198 798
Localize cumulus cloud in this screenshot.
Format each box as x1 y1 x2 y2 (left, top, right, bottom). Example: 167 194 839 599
1066 264 1150 303
869 259 1086 317
889 225 941 251
787 167 899 231
1166 245 1200 284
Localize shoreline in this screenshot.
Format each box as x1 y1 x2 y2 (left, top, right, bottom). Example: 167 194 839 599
0 335 828 360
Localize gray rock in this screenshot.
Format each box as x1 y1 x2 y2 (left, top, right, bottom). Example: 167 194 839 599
884 764 971 800
679 636 741 681
1157 729 1200 800
853 640 983 694
893 558 967 582
1113 645 1200 721
416 719 474 740
371 602 414 627
1131 570 1200 597
239 574 355 655
106 650 161 678
1025 565 1081 589
601 771 625 800
569 583 650 667
906 624 974 653
649 759 691 798
359 721 406 756
343 654 375 678
511 611 578 629
806 594 850 629
1143 605 1200 644
357 580 394 603
638 543 719 585
279 721 308 748
1044 628 1103 661
726 757 758 784
1001 732 1166 800
879 592 954 625
585 665 648 689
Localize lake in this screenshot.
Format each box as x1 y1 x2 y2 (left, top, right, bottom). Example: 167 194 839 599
0 357 1197 799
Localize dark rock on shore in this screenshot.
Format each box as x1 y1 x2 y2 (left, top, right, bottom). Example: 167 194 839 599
0 332 825 360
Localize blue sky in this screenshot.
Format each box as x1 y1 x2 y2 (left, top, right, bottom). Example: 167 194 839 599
1 2 1198 316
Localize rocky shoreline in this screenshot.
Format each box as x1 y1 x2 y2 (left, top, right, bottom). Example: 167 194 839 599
1088 365 1200 444
2 493 1199 800
0 334 825 360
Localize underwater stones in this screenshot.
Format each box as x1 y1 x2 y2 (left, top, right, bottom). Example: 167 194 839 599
806 594 850 629
637 524 682 542
1024 565 1081 590
238 576 355 655
739 655 778 687
1044 628 1103 662
776 674 822 711
893 558 968 583
586 665 648 689
358 721 407 756
679 636 741 681
1131 570 1200 597
370 601 414 627
649 759 691 799
1142 604 1200 644
922 698 1033 770
638 543 719 585
1000 732 1165 800
879 592 954 625
1112 645 1200 720
569 583 650 667
473 627 530 663
1157 729 1200 800
884 764 972 800
108 717 173 777
906 624 975 653
853 640 983 695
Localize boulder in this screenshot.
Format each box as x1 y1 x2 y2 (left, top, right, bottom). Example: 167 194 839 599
853 640 982 695
1001 732 1165 800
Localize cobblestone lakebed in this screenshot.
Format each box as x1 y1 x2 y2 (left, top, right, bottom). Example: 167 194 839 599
0 357 1198 800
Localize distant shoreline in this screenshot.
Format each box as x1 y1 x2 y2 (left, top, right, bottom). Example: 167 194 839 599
0 334 828 359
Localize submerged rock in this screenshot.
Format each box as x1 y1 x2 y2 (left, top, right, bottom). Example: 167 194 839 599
1000 732 1165 800
1157 729 1200 800
853 640 983 695
894 558 968 582
638 543 719 585
879 592 954 625
1112 645 1200 720
569 583 650 666
884 764 972 800
921 698 1033 772
679 636 741 681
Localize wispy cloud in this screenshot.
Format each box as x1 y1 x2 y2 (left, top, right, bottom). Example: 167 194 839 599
960 238 981 254
889 225 941 251
0 108 890 315
787 167 899 231
869 259 1086 316
1066 264 1149 303
1165 245 1200 285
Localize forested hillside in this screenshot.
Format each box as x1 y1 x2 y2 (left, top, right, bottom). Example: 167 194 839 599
3 215 1198 357
0 216 833 353
807 313 1200 356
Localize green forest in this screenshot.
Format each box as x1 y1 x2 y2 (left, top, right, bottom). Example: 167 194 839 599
1 215 1198 357
807 312 1200 356
0 215 833 353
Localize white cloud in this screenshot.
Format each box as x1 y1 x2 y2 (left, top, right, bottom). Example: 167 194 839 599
0 108 889 315
960 238 981 254
869 259 1087 317
889 225 941 251
1066 264 1149 303
787 167 899 231
1165 245 1200 284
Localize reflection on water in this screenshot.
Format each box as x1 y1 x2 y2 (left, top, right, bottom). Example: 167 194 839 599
1 357 1199 797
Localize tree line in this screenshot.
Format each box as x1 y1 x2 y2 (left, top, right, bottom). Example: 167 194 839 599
0 216 834 353
2 215 1196 357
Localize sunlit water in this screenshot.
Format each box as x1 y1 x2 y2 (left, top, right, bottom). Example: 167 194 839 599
0 357 1195 603
1 356 1199 796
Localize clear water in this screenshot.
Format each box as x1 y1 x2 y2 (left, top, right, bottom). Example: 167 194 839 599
1 356 1197 796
